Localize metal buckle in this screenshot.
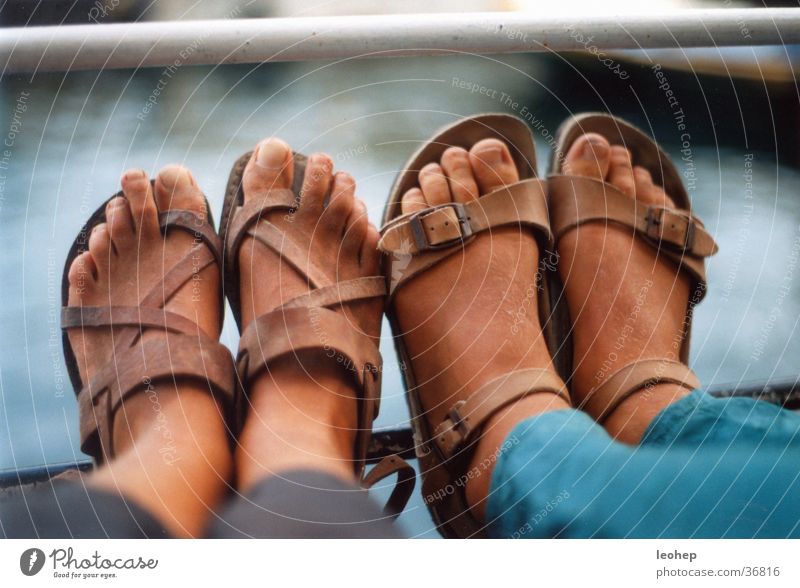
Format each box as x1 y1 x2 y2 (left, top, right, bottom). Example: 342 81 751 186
363 362 382 419
408 202 473 251
447 400 470 438
644 207 695 252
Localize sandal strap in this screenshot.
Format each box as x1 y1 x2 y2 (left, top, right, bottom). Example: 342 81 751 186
361 455 417 519
223 189 332 283
581 359 700 423
61 305 203 336
77 334 236 461
549 175 718 287
278 277 386 311
62 205 234 463
378 179 552 299
237 306 381 409
236 306 382 471
159 209 224 269
433 368 568 459
62 228 220 363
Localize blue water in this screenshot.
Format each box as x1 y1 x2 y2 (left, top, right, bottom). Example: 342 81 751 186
1 54 799 537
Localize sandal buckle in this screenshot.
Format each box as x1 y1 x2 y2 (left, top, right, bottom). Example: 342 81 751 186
644 207 696 252
448 400 470 438
409 203 473 251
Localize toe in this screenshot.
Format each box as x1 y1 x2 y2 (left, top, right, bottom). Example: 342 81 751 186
121 169 159 236
88 223 112 275
299 153 334 214
648 183 676 209
607 146 636 199
632 166 657 204
631 166 677 208
325 171 356 229
342 198 368 257
360 223 381 273
401 187 427 214
468 138 519 194
68 251 97 301
243 138 294 199
441 147 479 203
418 163 451 206
105 196 135 250
562 133 611 180
155 165 205 215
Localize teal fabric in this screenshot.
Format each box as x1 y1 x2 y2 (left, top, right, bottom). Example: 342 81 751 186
485 391 800 538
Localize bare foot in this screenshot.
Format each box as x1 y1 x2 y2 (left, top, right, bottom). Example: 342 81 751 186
393 140 570 518
557 134 695 443
234 139 385 491
66 166 230 537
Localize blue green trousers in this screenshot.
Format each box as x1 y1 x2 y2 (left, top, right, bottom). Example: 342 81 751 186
486 391 800 538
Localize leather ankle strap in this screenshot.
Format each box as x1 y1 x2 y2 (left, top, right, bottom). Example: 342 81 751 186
433 368 568 460
580 359 700 423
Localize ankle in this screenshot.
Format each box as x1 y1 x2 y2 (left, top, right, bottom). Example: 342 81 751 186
464 392 571 520
603 382 692 444
236 355 360 492
91 384 233 538
110 381 183 455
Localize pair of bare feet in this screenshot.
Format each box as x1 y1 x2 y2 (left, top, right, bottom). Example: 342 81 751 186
66 131 693 536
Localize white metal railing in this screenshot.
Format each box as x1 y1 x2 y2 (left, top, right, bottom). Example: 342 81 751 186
2 8 799 74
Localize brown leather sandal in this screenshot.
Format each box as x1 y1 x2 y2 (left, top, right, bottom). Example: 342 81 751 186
219 150 415 518
548 112 719 421
60 184 239 463
379 114 571 538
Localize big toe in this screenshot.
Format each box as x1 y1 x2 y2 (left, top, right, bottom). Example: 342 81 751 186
562 133 611 180
468 138 519 194
155 165 206 215
243 138 294 200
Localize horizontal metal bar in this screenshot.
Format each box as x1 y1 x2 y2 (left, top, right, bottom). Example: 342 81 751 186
2 377 798 490
2 9 799 74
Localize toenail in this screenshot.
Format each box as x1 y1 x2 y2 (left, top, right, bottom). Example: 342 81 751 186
256 139 287 169
474 147 503 165
581 138 609 160
159 168 190 189
123 169 145 181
